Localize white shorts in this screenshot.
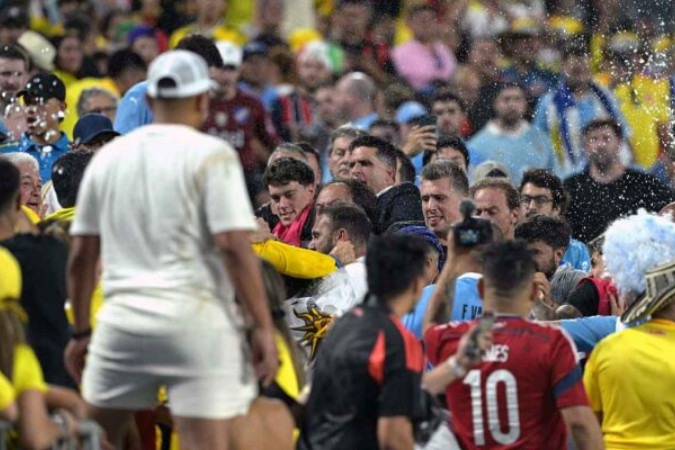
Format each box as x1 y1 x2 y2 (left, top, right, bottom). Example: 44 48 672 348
82 322 257 419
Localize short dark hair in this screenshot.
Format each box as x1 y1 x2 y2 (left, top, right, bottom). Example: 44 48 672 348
51 151 94 208
520 169 566 213
395 149 416 184
107 49 146 79
431 91 465 112
321 203 372 248
582 118 623 140
0 44 29 69
366 234 429 301
470 178 520 210
0 157 19 214
319 178 378 228
481 240 536 297
494 81 525 96
514 215 571 250
176 34 223 68
561 38 589 60
349 135 398 170
424 134 470 167
420 160 469 196
263 157 315 188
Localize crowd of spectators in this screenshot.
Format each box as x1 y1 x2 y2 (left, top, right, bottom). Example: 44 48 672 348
0 0 674 448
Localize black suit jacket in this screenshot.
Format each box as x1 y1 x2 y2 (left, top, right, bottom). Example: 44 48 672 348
375 182 424 234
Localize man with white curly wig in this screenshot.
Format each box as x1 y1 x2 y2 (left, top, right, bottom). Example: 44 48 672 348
583 210 675 448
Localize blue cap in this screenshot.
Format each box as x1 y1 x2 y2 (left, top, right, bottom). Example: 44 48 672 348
397 225 446 270
243 41 269 60
73 114 119 145
396 101 427 124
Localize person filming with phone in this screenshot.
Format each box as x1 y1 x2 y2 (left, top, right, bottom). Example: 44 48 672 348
423 239 604 450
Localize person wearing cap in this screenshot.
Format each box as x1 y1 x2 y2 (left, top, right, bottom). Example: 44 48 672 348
168 0 246 49
583 211 675 448
1 73 70 184
468 82 560 185
71 114 119 153
206 41 279 204
66 49 277 448
391 5 457 93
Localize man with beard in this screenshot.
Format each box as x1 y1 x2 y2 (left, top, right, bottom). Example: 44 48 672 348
1 73 70 183
564 119 673 242
515 215 571 281
468 83 559 185
520 168 590 272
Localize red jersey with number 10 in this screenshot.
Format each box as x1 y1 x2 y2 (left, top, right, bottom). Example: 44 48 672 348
424 316 588 450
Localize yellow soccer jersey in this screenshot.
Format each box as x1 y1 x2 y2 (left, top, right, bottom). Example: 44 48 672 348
614 76 670 168
584 319 675 449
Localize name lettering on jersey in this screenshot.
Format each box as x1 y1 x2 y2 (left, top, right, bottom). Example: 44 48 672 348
207 129 245 149
461 304 483 320
482 344 509 363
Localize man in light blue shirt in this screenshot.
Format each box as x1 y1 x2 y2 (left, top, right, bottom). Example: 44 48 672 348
114 80 152 134
1 73 71 183
469 83 560 185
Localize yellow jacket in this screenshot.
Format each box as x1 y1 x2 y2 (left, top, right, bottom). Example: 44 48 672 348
252 240 337 279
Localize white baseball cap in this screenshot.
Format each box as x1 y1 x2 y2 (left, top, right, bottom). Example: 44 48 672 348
147 50 217 99
216 41 243 67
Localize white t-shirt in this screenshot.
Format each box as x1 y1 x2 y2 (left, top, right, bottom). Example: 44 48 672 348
71 124 257 334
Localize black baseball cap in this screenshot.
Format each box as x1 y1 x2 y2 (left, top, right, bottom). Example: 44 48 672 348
18 73 66 103
73 114 119 145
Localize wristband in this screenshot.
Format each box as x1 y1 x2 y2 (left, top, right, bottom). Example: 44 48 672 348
446 356 467 378
71 328 92 340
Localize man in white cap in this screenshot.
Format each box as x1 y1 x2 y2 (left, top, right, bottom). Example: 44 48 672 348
66 50 278 448
207 41 278 206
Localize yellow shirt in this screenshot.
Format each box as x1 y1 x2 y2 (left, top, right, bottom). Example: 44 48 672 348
0 373 14 411
613 76 670 168
584 319 675 449
6 344 48 398
275 332 301 400
169 23 246 48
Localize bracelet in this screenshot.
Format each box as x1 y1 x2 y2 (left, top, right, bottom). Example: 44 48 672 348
446 356 467 378
71 328 92 340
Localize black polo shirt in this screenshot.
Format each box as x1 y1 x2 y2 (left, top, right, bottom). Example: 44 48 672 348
298 302 424 450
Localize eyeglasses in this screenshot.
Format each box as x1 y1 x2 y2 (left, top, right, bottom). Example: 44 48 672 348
520 195 553 207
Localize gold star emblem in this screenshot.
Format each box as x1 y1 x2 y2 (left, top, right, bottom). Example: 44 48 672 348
291 306 335 359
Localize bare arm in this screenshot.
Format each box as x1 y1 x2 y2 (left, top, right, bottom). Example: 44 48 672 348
17 391 59 450
561 406 605 450
45 385 87 420
377 416 415 450
214 230 278 385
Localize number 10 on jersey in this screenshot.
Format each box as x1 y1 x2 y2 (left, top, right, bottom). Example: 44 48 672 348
463 369 521 445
